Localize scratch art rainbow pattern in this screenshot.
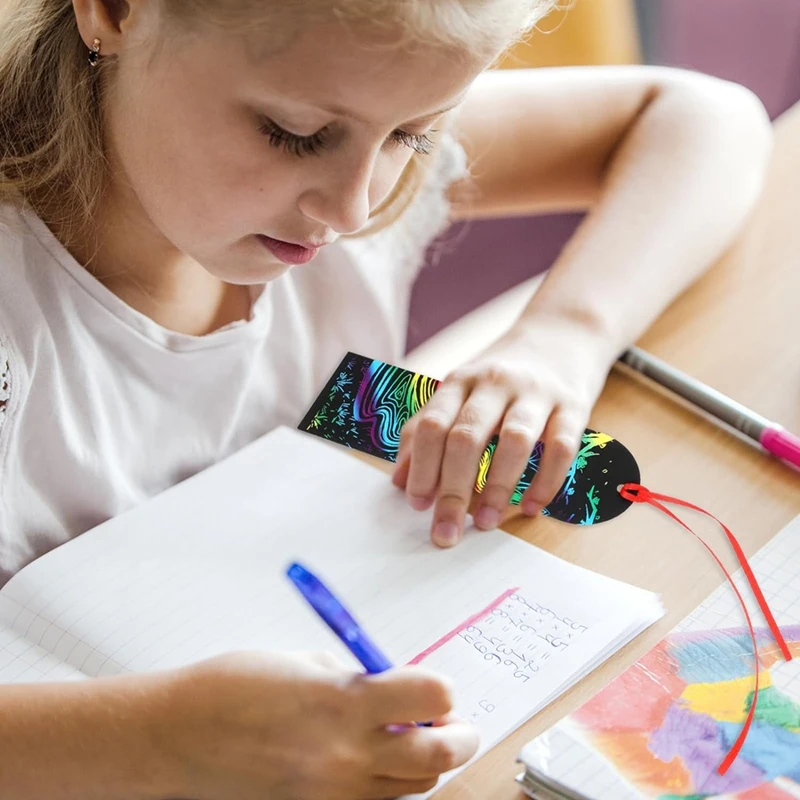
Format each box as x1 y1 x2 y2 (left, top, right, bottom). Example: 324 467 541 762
298 352 640 525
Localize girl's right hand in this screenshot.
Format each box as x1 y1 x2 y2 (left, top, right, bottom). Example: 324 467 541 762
156 650 480 800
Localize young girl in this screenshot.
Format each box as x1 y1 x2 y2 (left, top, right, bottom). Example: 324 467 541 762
0 0 771 797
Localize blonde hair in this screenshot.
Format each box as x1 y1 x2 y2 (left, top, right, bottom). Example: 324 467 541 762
0 0 558 245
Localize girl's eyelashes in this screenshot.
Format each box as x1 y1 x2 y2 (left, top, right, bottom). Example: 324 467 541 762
392 129 437 156
259 119 328 157
258 118 437 157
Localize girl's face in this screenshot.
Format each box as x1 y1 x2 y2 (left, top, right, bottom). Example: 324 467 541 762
104 14 488 284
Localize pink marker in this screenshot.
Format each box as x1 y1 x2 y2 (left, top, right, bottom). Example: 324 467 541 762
618 347 800 472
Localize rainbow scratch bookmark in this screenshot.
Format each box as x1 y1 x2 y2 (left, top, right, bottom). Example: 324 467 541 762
298 352 640 525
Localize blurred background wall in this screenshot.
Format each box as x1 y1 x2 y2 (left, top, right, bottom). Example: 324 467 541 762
407 0 800 350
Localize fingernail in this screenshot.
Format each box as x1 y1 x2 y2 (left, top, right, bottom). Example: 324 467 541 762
433 521 460 546
475 506 501 530
523 500 541 516
409 494 431 511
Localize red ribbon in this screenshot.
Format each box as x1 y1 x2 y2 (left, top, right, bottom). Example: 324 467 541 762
619 483 792 776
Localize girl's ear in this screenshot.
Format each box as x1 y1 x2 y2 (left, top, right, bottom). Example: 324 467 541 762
100 0 132 30
72 0 147 54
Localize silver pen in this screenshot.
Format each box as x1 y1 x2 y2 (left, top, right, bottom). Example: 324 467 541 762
617 347 800 470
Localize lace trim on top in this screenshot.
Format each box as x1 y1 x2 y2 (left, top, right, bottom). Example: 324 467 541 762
0 340 9 430
386 131 470 280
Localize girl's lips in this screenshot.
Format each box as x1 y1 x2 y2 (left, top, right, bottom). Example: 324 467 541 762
256 234 319 265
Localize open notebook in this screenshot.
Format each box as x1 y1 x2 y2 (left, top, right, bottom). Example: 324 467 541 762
0 426 663 797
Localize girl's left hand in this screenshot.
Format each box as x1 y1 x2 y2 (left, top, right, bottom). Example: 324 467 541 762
391 317 616 547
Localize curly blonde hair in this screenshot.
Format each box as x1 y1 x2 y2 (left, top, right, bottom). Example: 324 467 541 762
0 0 558 245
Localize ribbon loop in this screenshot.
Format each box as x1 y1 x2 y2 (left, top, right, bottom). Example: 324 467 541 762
618 483 792 776
620 482 650 502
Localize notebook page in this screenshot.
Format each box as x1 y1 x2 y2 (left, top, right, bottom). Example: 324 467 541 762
0 426 662 792
0 625 84 683
518 513 800 800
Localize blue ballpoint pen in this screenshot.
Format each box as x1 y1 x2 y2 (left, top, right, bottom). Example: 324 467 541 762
286 561 394 673
286 562 434 727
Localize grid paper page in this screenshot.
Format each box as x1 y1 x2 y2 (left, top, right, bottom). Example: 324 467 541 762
0 625 83 683
0 426 663 796
519 513 800 800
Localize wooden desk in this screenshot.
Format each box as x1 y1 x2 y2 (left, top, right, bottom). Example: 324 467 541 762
408 101 800 798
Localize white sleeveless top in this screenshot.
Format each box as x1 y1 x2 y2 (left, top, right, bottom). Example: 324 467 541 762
0 136 467 587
